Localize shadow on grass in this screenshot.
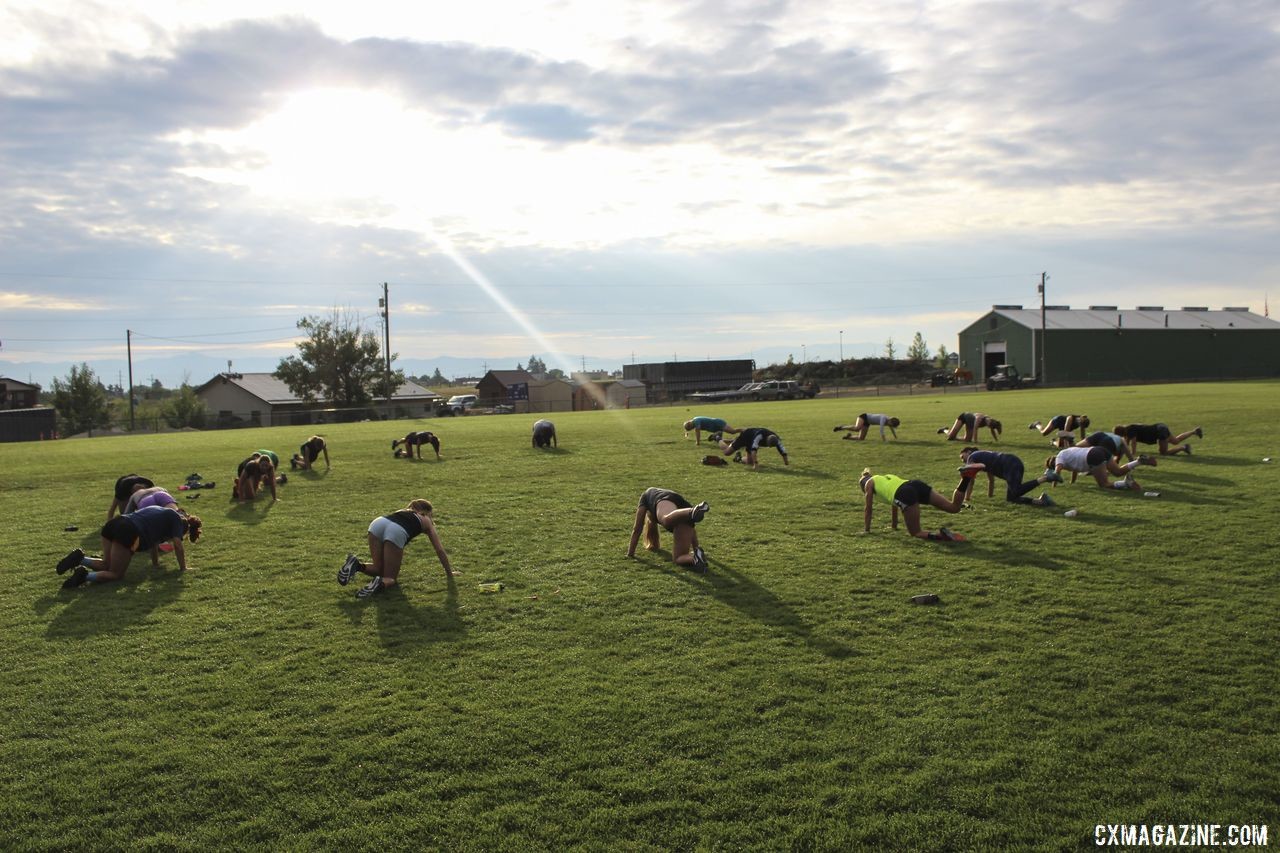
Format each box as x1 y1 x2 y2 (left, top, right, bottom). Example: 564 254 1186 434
532 447 575 455
1177 455 1252 468
337 574 465 649
655 554 854 660
753 466 836 480
947 542 1068 572
225 498 279 525
298 468 331 479
1146 469 1234 487
39 568 185 638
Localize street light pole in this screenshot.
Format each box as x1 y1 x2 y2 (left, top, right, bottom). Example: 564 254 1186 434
1038 272 1048 384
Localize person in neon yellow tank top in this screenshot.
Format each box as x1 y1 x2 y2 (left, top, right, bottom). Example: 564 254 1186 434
859 467 968 541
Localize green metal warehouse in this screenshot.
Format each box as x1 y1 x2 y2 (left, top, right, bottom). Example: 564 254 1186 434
957 305 1280 386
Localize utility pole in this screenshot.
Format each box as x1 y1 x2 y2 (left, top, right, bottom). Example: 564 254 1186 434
1038 272 1048 384
379 283 392 403
126 329 135 430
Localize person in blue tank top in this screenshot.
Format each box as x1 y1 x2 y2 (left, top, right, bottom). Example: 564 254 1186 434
958 447 1062 506
57 506 202 588
338 498 455 598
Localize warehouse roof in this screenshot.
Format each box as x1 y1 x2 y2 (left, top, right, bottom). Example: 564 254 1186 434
196 372 440 404
987 306 1280 331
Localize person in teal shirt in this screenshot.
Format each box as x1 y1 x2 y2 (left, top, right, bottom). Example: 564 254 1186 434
682 416 740 445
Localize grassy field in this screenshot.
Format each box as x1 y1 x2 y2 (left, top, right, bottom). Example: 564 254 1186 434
2 381 1277 849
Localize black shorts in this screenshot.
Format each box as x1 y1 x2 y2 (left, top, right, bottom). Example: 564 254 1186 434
301 442 320 462
959 413 976 428
101 516 141 550
857 413 869 424
114 475 154 502
1155 423 1171 440
892 480 933 509
1048 415 1068 430
1086 446 1112 468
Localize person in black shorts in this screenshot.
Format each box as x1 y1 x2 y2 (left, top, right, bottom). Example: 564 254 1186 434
627 487 710 570
107 474 155 520
937 412 1002 442
1028 414 1089 437
958 447 1062 506
393 431 441 460
1046 446 1157 490
291 435 329 470
532 419 557 449
233 453 279 502
338 498 456 598
58 506 202 588
718 427 789 469
833 414 900 441
859 468 967 541
1075 430 1132 461
1114 422 1202 456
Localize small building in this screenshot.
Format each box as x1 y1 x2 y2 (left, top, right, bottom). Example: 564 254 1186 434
195 372 440 427
477 369 534 407
622 359 754 401
0 377 40 410
604 379 647 408
957 305 1280 385
529 376 574 413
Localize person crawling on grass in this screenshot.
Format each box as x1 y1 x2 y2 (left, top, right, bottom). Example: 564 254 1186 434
627 487 710 571
291 435 329 470
122 485 180 514
532 419 557 449
937 412 1002 443
393 430 441 460
107 474 155 520
1114 423 1203 457
338 499 456 598
718 427 788 469
833 413 900 441
1028 414 1089 437
958 447 1061 507
683 416 740 445
1047 446 1156 491
57 506 202 588
859 467 967 541
1074 430 1133 461
232 453 279 503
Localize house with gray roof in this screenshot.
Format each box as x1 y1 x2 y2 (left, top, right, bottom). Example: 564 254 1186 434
195 372 440 427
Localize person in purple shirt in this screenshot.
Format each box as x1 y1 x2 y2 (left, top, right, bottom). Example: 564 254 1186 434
57 506 202 588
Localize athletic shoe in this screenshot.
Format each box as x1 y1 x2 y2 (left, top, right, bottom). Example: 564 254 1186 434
1042 470 1064 484
56 548 84 575
1036 492 1056 507
1138 455 1158 467
1195 427 1203 439
692 547 708 571
338 553 362 586
290 458 297 470
833 425 843 432
390 439 398 450
1028 422 1040 430
707 432 722 443
1183 444 1192 455
936 427 947 435
356 576 384 598
938 527 965 542
62 566 88 589
957 462 985 479
277 474 287 485
691 501 710 523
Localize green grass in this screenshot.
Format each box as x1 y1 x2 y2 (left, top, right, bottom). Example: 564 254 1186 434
2 381 1278 849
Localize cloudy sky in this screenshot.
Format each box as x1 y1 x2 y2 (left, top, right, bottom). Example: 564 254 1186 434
2 0 1277 384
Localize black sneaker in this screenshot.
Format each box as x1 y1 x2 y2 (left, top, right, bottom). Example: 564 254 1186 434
691 501 710 523
338 553 362 586
1195 427 1203 439
356 576 385 598
390 439 398 450
62 566 89 589
277 474 287 485
56 548 84 575
290 458 297 470
692 547 708 572
833 425 843 432
936 427 947 435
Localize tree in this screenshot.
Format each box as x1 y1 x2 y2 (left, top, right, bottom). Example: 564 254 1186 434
884 338 897 360
907 332 929 363
274 310 404 408
429 367 448 385
51 362 111 435
526 354 548 374
163 383 207 429
935 344 952 368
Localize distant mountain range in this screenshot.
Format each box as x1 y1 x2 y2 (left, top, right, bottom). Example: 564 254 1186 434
0 342 879 390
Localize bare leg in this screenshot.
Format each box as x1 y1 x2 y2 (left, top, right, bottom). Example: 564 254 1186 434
380 542 404 588
671 525 696 567
361 533 383 577
89 542 135 583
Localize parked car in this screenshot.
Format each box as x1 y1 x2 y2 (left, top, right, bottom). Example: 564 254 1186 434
750 380 807 400
688 382 760 402
438 394 478 415
986 364 1039 391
